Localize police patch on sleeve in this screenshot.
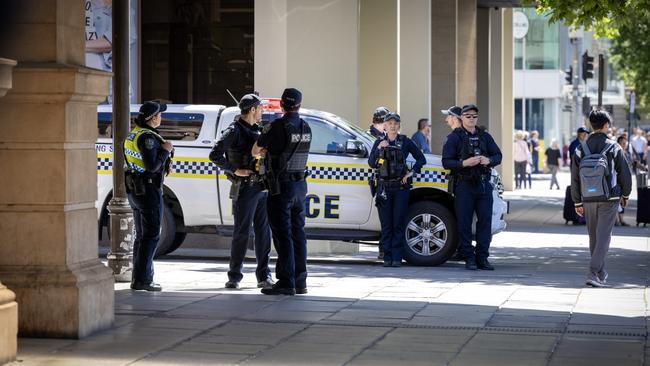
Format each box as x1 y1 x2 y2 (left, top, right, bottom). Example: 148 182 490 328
144 137 156 150
262 123 273 134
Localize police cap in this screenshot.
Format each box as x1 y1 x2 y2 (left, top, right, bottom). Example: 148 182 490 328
461 104 479 114
384 112 401 123
577 127 589 134
281 88 302 108
139 101 167 121
441 105 462 117
238 93 266 111
372 106 390 122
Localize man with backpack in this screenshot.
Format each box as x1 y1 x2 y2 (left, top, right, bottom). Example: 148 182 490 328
571 110 632 288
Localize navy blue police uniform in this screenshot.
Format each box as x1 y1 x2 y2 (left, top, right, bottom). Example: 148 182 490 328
442 104 502 270
257 88 312 295
368 113 426 267
367 107 390 260
209 94 272 289
124 101 172 291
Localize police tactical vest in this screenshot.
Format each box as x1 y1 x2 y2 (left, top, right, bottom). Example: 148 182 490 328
378 135 406 181
226 121 259 171
453 127 490 176
124 126 165 173
275 119 311 173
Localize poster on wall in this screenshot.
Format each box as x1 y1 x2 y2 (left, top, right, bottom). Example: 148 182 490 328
85 0 139 104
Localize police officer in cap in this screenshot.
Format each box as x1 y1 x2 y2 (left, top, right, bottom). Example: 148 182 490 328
368 112 426 267
252 88 312 295
368 106 389 139
124 101 174 291
209 93 273 290
442 104 502 271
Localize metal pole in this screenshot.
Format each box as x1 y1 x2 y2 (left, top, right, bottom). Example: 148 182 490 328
107 0 134 282
597 54 604 108
572 38 580 130
522 36 526 132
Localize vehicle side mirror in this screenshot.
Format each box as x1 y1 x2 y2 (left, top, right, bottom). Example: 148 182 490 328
345 140 367 157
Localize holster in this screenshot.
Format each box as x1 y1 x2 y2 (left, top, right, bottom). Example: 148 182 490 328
264 171 281 196
125 171 146 196
447 174 456 195
228 175 243 201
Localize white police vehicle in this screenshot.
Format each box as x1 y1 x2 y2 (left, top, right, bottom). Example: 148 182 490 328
96 99 507 266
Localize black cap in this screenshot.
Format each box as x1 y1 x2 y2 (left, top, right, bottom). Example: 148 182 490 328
577 127 589 134
281 88 302 108
384 112 401 123
373 106 390 122
441 106 462 117
461 104 479 113
238 93 266 110
139 101 167 121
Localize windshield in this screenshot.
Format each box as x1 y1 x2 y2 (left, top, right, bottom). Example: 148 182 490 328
305 109 374 145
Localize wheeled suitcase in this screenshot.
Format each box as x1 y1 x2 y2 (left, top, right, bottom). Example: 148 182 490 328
563 185 586 225
637 187 650 227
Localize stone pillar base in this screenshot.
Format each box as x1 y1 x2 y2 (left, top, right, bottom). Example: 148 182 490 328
0 282 17 364
0 260 114 339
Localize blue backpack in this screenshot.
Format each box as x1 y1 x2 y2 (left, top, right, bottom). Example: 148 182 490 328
578 141 614 202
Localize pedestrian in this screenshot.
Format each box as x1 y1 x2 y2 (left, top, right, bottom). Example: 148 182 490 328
367 106 389 139
569 127 589 160
411 118 432 154
530 130 540 174
209 93 273 290
631 128 648 161
442 104 502 270
124 101 174 291
253 88 312 296
571 110 632 287
368 112 426 267
513 131 530 189
545 139 562 190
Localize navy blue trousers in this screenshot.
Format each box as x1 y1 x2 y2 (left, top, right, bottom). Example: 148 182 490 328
376 187 410 264
128 184 163 284
229 183 272 283
267 180 308 289
454 179 493 261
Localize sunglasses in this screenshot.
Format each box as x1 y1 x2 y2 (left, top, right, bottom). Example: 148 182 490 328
462 114 479 119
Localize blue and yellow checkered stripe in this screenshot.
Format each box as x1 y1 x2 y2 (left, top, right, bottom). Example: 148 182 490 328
97 154 448 187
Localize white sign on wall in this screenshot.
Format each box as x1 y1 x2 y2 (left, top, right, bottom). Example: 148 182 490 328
513 11 529 40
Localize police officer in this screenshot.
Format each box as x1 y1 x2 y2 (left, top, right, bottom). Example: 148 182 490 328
124 101 174 291
209 94 273 290
442 104 502 271
252 88 312 295
368 106 389 139
367 106 390 260
368 112 426 267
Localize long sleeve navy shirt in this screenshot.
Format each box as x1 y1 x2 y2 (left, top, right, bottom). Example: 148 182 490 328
441 127 502 174
137 126 170 175
368 134 427 175
209 118 261 174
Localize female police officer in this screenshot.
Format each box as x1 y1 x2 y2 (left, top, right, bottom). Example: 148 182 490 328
124 101 173 291
368 113 426 267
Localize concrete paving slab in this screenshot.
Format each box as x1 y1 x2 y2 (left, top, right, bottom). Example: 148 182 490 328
131 350 246 365
450 349 549 366
347 350 456 366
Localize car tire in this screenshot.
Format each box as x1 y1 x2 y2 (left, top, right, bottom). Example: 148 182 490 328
402 201 458 266
155 207 178 258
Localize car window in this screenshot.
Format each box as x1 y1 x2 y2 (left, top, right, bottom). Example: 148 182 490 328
97 112 204 141
303 116 355 155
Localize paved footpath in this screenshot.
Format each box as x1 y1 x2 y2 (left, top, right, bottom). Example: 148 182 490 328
12 177 650 365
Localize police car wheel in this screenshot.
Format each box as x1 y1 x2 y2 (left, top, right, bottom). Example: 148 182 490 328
402 201 458 266
154 208 177 258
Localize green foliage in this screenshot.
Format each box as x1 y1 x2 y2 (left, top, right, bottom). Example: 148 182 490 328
526 0 650 38
611 16 650 110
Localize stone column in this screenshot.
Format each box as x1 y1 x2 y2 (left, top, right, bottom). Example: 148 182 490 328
360 0 398 124
0 57 18 366
430 0 477 154
0 0 114 338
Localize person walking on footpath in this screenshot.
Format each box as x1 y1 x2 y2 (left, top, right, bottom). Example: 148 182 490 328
209 93 273 290
411 118 432 154
530 130 541 174
513 131 530 189
571 110 632 287
442 104 502 271
124 101 174 292
545 139 562 190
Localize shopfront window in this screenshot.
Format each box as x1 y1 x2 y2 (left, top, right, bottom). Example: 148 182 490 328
514 9 559 70
515 98 556 139
140 0 254 105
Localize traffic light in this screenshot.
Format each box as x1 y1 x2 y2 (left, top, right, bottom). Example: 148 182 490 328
582 51 594 81
564 66 573 85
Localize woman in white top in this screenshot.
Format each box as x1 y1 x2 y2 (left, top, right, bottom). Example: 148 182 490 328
514 131 531 189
